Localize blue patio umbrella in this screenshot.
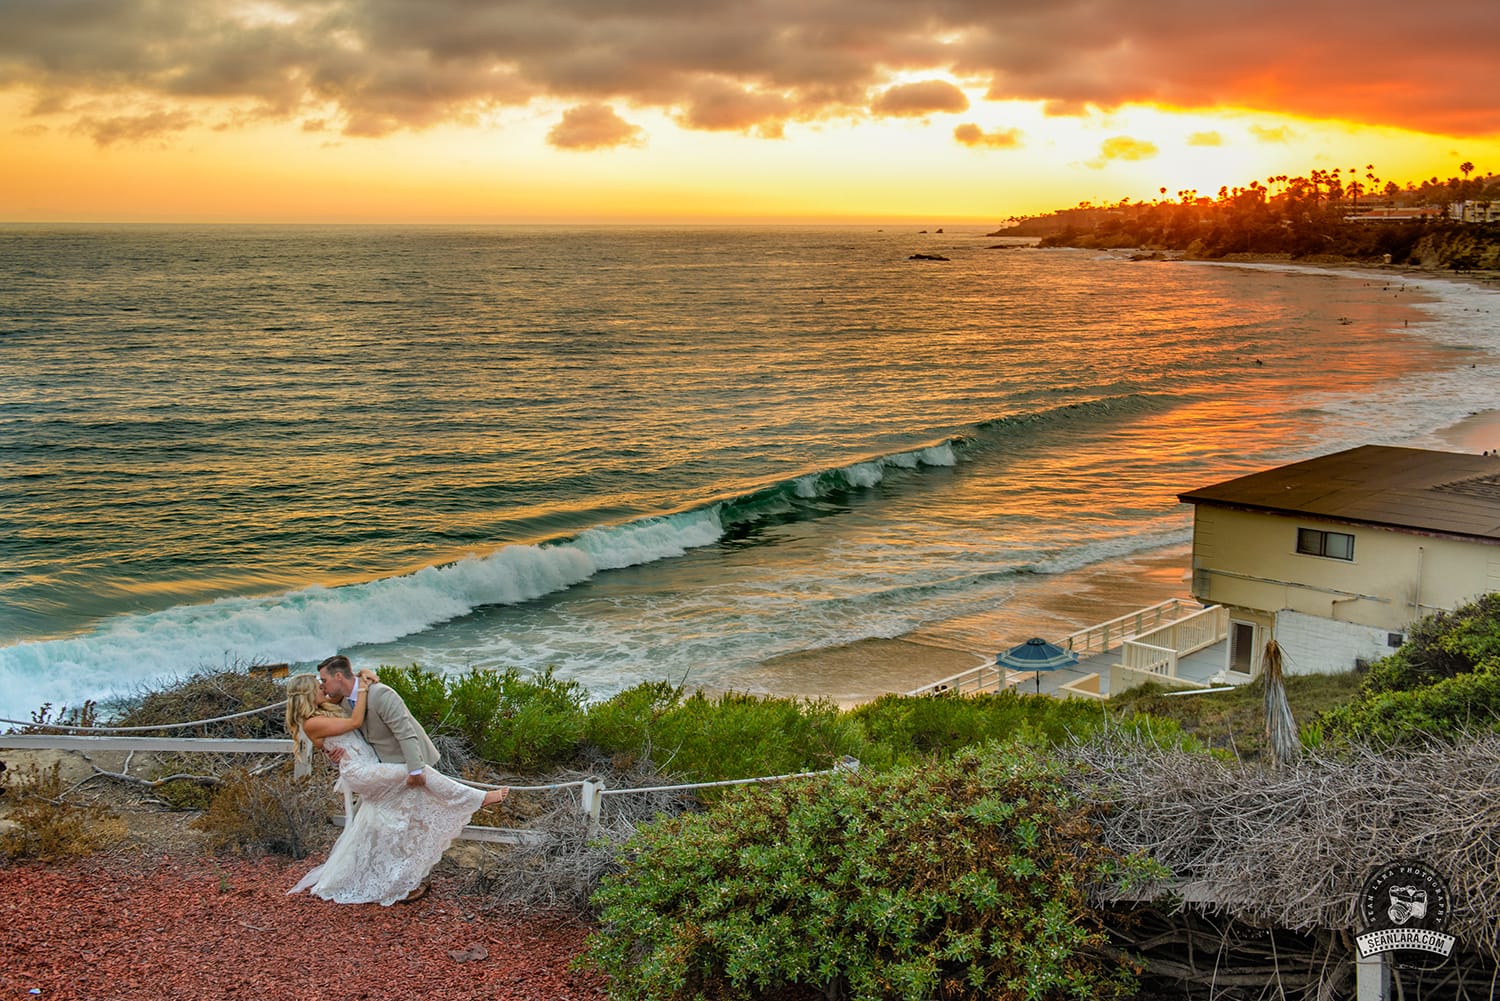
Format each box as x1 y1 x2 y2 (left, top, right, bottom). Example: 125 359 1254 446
996 637 1079 692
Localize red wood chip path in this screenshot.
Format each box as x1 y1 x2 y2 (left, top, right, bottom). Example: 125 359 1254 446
0 855 610 1000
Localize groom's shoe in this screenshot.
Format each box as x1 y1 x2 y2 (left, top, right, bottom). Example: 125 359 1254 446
400 883 429 904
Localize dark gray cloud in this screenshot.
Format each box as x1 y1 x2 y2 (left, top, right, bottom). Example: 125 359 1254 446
2 0 1495 146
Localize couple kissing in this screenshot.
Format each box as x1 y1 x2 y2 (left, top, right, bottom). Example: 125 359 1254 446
283 654 508 906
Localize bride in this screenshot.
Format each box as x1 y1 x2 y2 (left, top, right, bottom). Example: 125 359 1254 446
283 668 509 905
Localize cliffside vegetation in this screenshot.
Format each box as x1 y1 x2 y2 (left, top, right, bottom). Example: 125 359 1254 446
1317 592 1500 745
10 592 1500 997
1005 164 1500 268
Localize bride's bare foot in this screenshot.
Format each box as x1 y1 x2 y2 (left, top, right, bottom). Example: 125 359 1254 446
481 787 509 807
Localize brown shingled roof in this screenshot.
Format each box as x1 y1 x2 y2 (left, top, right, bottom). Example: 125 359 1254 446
1176 445 1500 542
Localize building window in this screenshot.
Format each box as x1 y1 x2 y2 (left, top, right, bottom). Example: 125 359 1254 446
1296 527 1354 560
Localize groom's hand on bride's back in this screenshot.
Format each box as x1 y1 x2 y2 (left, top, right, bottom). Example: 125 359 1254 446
407 769 427 787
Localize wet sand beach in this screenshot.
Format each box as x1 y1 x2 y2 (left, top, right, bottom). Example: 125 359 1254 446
740 544 1193 704
1436 408 1500 453
749 405 1500 706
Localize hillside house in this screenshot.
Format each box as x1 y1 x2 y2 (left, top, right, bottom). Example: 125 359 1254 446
1451 199 1500 223
1345 205 1443 223
1177 445 1500 678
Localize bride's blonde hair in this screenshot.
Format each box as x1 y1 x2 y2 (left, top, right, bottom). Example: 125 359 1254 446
284 674 349 760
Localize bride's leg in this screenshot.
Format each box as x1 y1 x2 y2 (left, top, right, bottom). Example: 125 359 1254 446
481 787 509 807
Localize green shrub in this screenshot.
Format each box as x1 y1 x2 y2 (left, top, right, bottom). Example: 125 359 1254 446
376 664 454 729
474 667 589 770
1319 665 1500 745
581 680 683 768
381 665 590 772
1315 593 1500 745
607 690 872 784
0 762 127 861
848 690 1188 768
1362 593 1500 693
584 742 1154 1001
370 665 1193 780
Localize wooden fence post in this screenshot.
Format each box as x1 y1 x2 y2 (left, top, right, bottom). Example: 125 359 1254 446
580 779 605 838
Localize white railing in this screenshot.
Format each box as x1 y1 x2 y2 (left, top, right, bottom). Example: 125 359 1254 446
906 597 1211 698
906 661 1004 697
1121 641 1177 676
0 733 292 753
1111 605 1231 694
1061 597 1207 658
1117 604 1229 677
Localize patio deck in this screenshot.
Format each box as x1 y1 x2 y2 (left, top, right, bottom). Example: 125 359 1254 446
1030 638 1236 698
908 597 1244 700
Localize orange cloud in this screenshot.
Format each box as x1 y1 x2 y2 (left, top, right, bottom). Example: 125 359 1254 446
677 82 792 132
954 123 1022 148
0 0 1495 147
546 103 645 150
871 80 968 117
1187 131 1223 147
74 108 198 147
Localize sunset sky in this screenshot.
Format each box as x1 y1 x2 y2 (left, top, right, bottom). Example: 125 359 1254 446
3 0 1498 225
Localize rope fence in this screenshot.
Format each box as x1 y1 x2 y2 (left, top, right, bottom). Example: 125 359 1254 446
0 701 289 733
2 714 859 843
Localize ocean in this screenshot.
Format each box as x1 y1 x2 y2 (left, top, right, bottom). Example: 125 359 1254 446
2 224 1497 721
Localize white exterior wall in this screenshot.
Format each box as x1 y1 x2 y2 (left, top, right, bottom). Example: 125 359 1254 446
1272 609 1404 675
1190 506 1500 634
1451 200 1500 223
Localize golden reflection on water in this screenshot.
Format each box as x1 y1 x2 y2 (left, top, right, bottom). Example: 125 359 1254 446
4 228 1492 715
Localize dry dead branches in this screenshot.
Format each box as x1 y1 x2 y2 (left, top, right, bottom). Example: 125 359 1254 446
1064 733 1500 959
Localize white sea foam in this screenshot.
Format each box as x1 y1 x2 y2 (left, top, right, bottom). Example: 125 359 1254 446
842 462 885 488
0 510 725 720
0 441 976 718
918 444 957 465
575 508 725 571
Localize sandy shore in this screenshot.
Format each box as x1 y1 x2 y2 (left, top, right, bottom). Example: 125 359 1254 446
1434 408 1500 453
739 544 1193 704
742 402 1500 705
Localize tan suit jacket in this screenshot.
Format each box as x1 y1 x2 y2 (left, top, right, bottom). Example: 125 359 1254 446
360 683 440 773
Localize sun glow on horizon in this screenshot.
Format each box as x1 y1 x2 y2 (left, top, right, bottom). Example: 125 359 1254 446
3 0 1496 224
2 84 1494 226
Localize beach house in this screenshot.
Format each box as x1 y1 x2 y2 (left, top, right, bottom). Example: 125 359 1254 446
1177 445 1500 679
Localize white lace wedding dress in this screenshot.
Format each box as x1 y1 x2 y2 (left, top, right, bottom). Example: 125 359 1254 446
288 731 486 905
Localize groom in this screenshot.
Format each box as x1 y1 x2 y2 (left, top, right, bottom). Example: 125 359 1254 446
317 654 440 787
